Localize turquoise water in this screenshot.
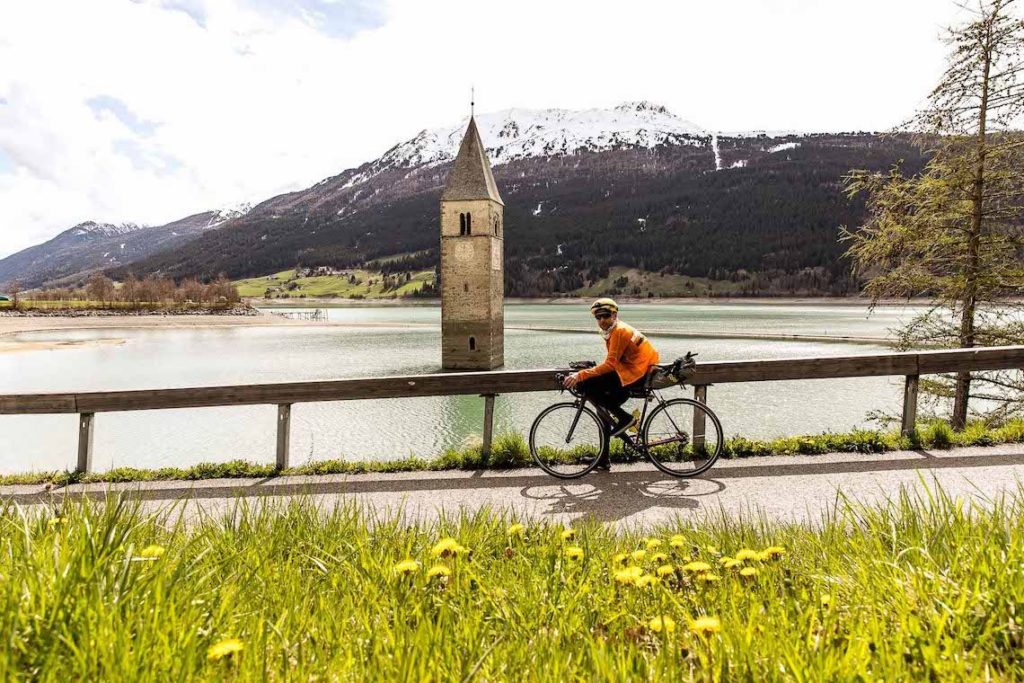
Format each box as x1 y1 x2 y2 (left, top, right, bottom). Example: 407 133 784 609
0 303 918 474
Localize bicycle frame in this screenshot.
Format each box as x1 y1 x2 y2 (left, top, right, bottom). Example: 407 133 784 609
564 384 683 456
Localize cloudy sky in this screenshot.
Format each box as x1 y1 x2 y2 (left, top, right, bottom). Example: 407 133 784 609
0 0 975 258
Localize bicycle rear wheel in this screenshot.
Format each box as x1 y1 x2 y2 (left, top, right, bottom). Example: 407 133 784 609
642 398 723 477
529 402 606 479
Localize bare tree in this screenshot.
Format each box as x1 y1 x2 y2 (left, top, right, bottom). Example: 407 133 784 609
844 0 1024 428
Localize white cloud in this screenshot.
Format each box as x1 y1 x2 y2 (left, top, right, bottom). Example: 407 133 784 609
0 0 972 258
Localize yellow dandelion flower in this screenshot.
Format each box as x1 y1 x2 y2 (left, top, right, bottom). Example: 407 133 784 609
705 545 720 555
740 567 758 579
613 566 644 585
565 546 585 561
635 574 661 588
431 538 468 558
561 529 576 541
611 552 629 565
644 538 663 550
689 616 721 636
426 564 450 580
669 538 686 550
755 551 771 561
656 564 676 577
393 559 421 576
650 552 669 565
763 546 786 559
630 549 647 562
735 549 759 561
820 594 832 608
140 545 165 559
47 517 62 529
507 523 525 538
207 638 244 662
681 561 712 573
723 559 743 569
648 616 676 633
696 573 721 583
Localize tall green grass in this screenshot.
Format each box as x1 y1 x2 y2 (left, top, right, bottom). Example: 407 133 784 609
2 486 1023 679
3 419 1023 487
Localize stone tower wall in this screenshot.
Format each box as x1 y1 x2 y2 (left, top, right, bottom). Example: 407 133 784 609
440 198 504 369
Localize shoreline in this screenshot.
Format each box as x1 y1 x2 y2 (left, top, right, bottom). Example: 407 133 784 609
0 311 298 341
251 296 916 308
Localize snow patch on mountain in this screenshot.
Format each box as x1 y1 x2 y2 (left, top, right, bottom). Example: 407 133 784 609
68 221 145 238
206 202 253 228
767 142 800 153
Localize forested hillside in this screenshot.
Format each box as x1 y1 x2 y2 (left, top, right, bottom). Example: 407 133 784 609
117 132 921 294
119 132 923 297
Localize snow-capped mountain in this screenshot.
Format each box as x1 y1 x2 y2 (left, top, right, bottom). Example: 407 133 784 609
347 101 707 189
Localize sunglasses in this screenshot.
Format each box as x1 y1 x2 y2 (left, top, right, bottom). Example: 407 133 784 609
594 313 613 321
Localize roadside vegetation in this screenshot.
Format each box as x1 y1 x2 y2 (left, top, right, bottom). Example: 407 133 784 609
2 485 1023 679
3 419 1022 487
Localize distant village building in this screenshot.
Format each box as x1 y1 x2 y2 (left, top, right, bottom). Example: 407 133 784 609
439 117 504 369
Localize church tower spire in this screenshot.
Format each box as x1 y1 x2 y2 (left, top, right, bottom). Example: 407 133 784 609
440 117 503 205
439 115 504 370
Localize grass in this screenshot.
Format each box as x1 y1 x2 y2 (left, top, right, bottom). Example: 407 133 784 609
4 420 1023 488
2 484 1024 679
233 268 434 299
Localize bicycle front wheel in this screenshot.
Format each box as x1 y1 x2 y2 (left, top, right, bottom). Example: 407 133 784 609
642 398 723 477
529 402 607 479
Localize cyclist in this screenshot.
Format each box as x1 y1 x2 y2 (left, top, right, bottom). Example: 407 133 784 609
563 298 660 442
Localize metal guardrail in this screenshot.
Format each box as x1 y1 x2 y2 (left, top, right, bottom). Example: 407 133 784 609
2 346 1022 473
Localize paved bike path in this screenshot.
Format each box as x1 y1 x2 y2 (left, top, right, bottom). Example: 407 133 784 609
5 444 1024 528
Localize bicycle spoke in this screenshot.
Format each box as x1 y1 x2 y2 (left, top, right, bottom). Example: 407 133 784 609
530 403 605 479
643 398 723 476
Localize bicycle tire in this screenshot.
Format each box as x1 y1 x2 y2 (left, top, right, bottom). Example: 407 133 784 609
642 398 723 477
529 402 607 479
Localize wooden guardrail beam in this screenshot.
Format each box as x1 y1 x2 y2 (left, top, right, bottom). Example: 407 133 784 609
1 346 1022 416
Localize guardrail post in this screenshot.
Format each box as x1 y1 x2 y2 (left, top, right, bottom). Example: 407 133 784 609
77 412 94 474
901 375 919 437
276 404 292 469
693 386 707 450
481 394 496 457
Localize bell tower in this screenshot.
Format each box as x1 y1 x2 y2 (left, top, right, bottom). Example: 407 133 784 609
439 116 504 369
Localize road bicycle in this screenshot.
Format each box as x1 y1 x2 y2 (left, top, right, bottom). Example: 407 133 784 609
528 352 724 479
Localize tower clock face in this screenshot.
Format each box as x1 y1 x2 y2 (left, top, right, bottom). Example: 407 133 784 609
455 241 472 262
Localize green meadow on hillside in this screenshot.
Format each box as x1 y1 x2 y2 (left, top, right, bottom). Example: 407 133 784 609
233 268 435 299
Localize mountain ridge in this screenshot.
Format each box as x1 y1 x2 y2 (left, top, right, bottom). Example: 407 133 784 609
2 103 921 294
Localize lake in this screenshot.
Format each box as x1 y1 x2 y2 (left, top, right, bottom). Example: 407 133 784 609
0 302 921 474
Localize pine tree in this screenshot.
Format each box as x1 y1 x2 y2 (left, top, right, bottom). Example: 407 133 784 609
843 0 1024 427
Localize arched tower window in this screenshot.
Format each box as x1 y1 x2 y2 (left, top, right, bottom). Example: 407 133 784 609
468 336 476 351
459 213 466 236
493 217 499 235
466 213 472 235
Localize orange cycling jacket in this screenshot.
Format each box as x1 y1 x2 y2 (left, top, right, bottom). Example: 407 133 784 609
576 321 659 386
